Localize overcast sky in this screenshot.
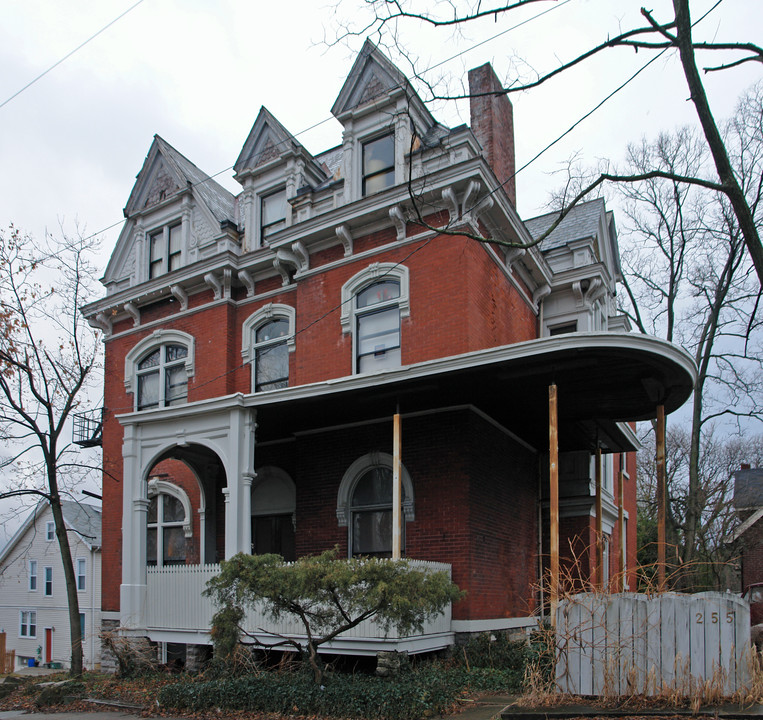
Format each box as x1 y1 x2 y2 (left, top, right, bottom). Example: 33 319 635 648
0 0 761 544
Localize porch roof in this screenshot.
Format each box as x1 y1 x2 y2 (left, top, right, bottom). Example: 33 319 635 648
249 332 695 453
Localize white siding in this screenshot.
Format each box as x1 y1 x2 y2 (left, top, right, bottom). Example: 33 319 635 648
0 505 102 669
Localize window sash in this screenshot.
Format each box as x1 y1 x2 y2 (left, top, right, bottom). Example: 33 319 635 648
261 190 287 240
76 558 86 591
362 134 395 195
46 522 54 541
149 224 182 278
20 610 36 638
44 567 53 596
29 560 37 591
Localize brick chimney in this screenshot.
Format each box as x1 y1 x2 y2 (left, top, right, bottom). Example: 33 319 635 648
468 63 516 208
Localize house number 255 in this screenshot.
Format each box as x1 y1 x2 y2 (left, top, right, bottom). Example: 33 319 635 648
695 612 734 624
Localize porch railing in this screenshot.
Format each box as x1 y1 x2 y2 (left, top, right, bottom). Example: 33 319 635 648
146 560 453 651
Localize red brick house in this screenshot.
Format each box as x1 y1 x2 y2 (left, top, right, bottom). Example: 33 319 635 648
82 41 695 667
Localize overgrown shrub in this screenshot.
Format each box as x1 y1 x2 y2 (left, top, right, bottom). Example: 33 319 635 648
453 631 528 670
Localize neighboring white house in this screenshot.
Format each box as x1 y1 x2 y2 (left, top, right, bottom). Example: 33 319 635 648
0 501 102 670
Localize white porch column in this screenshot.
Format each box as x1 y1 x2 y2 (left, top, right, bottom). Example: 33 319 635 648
223 407 256 558
120 423 148 629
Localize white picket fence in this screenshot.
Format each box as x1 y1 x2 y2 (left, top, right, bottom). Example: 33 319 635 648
556 592 752 696
145 560 453 653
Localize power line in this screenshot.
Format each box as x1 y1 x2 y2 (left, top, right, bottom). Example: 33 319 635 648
0 0 147 111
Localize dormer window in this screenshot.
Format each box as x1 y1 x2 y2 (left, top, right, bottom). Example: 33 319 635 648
148 223 182 279
362 134 395 195
261 189 287 241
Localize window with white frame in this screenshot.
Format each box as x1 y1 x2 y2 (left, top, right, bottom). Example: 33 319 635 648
76 558 86 591
146 480 192 568
79 613 86 641
125 330 196 412
260 189 287 241
337 452 415 558
45 521 54 541
136 344 188 410
355 280 401 373
340 264 410 375
148 223 182 279
242 304 295 393
20 610 36 638
29 560 37 591
44 566 53 596
362 134 395 195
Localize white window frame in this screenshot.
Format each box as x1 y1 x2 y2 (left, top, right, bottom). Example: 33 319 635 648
340 263 410 374
43 566 53 597
336 452 415 558
19 610 37 638
124 330 195 410
241 304 296 392
361 133 395 196
45 521 54 541
260 188 288 242
146 478 193 568
29 560 38 592
76 558 86 592
147 221 183 279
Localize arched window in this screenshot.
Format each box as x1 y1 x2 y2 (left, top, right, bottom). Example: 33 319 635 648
242 304 295 392
340 264 410 375
147 479 192 567
124 330 195 411
337 452 414 558
356 280 401 373
136 344 188 410
251 467 296 561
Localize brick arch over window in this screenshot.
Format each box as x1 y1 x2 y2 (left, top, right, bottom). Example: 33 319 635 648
124 329 195 410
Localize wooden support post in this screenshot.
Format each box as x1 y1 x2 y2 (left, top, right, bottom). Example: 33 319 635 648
656 404 666 592
549 384 559 627
595 447 603 591
619 469 626 592
392 412 402 560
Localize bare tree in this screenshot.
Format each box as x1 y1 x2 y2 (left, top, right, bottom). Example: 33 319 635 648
637 426 763 590
0 225 101 676
331 1 763 285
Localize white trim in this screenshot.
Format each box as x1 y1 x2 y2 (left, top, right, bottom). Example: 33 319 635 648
450 617 539 633
241 303 297 360
147 478 194 539
340 262 410 333
124 329 196 395
732 507 763 543
336 451 415 530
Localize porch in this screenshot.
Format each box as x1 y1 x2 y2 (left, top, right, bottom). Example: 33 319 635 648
145 560 455 656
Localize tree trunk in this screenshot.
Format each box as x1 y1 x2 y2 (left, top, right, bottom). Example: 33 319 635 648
47 460 83 677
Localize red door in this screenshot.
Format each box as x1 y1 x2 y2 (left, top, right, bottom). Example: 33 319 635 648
44 628 52 664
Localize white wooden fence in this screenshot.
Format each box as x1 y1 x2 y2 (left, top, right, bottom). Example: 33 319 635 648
146 560 453 653
556 592 751 696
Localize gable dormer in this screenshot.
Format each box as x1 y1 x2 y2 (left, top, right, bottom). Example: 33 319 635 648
331 40 438 204
103 136 236 294
234 107 327 252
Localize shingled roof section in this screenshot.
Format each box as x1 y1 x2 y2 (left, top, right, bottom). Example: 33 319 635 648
61 501 102 549
154 135 236 225
524 197 605 253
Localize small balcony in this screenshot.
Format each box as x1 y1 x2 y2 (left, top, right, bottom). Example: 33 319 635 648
73 409 103 447
145 560 454 655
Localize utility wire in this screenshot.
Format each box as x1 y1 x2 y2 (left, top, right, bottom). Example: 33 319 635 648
0 0 147 110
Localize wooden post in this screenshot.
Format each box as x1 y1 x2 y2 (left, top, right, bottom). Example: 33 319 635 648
619 469 626 592
392 412 402 560
0 632 5 673
549 384 559 627
595 447 603 591
656 404 666 592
